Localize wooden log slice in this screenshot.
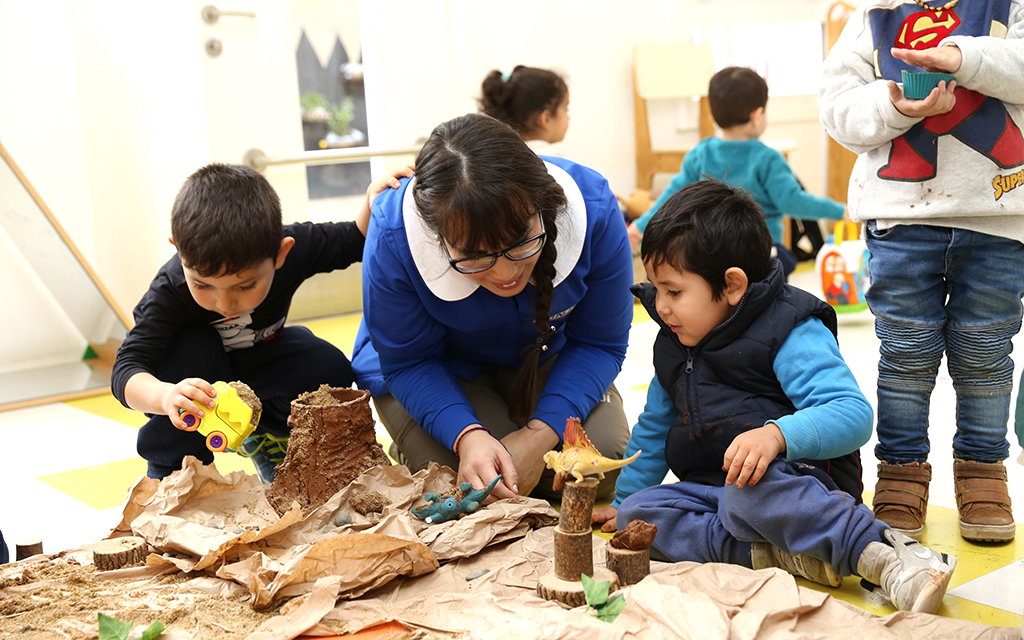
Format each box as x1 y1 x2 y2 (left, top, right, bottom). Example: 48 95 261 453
553 528 594 581
92 536 148 571
537 567 618 608
606 545 650 586
559 477 599 533
15 538 43 561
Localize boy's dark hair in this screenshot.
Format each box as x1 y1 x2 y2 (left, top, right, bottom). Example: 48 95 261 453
414 112 566 426
708 67 768 129
479 66 568 137
170 163 283 277
642 179 772 300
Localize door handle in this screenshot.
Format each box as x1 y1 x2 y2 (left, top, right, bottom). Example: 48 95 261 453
201 5 256 24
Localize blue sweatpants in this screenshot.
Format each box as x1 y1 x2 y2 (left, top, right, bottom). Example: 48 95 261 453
617 459 888 576
137 325 355 479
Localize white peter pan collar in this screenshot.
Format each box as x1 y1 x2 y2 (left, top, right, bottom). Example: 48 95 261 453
403 161 586 302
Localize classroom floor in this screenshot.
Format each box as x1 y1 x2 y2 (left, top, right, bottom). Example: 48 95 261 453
1 264 1022 631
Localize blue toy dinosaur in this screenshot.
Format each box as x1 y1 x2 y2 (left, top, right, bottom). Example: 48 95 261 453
412 475 503 525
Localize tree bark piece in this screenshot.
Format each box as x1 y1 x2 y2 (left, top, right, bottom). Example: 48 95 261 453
537 567 618 608
606 545 650 586
92 536 147 571
15 538 43 561
558 478 599 533
553 529 594 581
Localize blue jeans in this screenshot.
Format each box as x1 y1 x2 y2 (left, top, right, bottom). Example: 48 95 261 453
865 222 1024 464
617 460 887 576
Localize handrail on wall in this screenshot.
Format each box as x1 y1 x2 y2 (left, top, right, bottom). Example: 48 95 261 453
244 146 422 170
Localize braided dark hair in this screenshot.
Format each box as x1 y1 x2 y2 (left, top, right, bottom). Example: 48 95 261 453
414 113 566 425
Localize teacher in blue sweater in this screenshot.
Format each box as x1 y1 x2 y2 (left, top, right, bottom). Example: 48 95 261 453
353 113 634 502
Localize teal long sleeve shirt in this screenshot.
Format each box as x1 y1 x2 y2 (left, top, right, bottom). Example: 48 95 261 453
633 137 845 245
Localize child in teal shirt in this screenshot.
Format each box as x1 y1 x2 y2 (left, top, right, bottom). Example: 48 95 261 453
628 67 846 276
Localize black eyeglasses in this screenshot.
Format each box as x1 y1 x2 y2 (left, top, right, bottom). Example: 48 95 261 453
439 218 547 274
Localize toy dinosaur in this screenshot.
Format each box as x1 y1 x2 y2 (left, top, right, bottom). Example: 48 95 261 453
544 417 641 484
412 475 503 525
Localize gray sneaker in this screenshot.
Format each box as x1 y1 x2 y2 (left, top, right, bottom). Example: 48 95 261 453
856 529 957 614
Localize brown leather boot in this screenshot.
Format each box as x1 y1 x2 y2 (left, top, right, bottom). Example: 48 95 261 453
953 459 1015 542
872 462 930 540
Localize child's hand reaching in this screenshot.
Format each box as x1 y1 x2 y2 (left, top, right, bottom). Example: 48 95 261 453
356 164 415 236
592 504 619 533
162 377 218 431
722 423 786 488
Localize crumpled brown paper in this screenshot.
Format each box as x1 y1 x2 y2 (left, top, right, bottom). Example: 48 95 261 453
320 526 1021 640
113 457 558 611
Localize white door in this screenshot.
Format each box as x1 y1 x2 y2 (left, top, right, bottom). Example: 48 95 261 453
195 0 372 224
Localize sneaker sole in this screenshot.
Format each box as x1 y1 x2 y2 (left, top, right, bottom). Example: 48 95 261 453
959 521 1016 542
909 555 957 615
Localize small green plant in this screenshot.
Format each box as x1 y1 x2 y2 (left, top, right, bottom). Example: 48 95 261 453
328 96 356 135
300 91 330 116
98 613 165 640
581 573 626 622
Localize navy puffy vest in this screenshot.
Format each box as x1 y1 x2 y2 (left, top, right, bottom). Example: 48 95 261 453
632 261 863 500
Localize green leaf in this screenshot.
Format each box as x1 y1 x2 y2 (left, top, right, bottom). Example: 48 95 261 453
581 573 610 607
139 621 166 640
98 613 132 640
597 593 626 622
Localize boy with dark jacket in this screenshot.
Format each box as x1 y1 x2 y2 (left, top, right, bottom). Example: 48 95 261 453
596 180 956 614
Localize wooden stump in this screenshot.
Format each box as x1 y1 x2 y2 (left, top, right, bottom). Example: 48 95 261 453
606 545 650 586
537 567 618 608
553 529 594 580
93 536 148 571
558 478 599 533
15 538 43 561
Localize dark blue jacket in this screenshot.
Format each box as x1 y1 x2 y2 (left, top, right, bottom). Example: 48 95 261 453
632 261 863 499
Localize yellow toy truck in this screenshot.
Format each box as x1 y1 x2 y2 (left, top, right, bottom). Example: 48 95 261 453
179 380 262 453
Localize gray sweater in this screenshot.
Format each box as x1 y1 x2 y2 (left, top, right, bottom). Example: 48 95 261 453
819 0 1024 243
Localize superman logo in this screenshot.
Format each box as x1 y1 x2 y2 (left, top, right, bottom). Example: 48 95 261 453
895 9 961 49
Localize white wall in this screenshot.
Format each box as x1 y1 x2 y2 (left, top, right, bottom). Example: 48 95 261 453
1 0 842 375
365 0 839 197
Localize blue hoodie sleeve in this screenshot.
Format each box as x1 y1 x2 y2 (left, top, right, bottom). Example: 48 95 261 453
771 317 873 460
611 375 675 508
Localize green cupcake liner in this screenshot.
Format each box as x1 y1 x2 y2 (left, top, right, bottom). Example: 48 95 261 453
901 70 957 100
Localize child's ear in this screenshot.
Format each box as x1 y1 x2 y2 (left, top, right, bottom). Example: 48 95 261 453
168 236 176 247
275 237 296 269
723 267 748 306
535 108 554 133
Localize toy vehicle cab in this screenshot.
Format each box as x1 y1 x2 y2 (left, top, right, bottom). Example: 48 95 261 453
179 381 260 453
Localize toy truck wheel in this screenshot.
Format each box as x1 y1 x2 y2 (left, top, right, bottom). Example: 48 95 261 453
178 410 200 431
206 432 228 452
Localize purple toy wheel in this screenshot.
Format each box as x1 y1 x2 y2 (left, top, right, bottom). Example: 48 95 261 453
206 432 227 452
179 411 200 431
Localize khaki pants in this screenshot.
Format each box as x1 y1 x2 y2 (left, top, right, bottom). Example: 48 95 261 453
374 356 630 501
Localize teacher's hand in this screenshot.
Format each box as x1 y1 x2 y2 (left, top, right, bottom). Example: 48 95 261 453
500 419 561 497
457 428 520 502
